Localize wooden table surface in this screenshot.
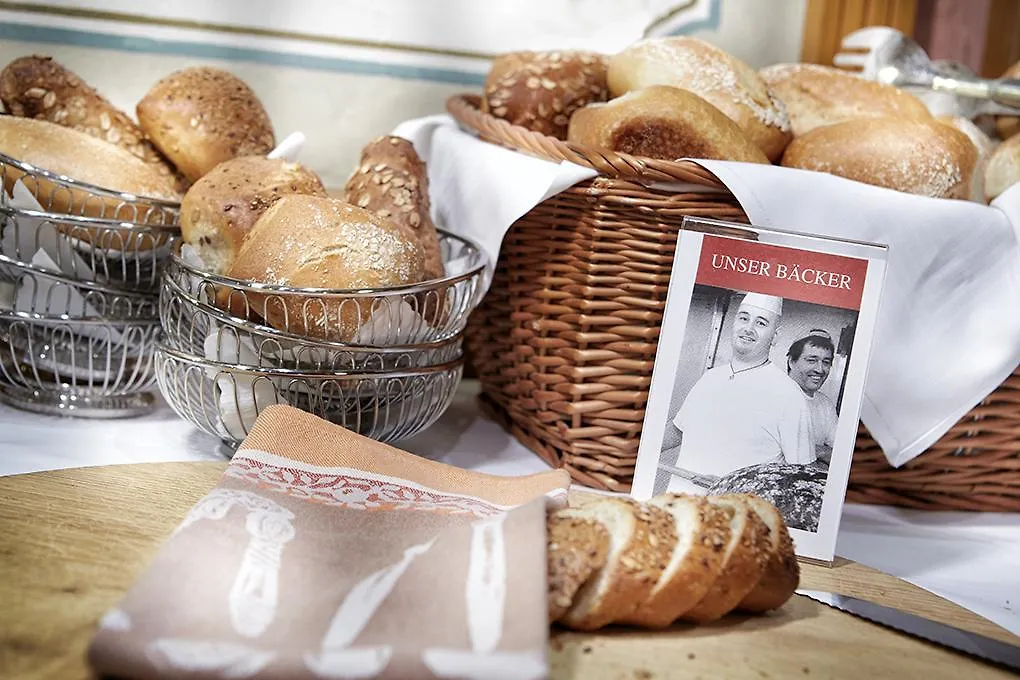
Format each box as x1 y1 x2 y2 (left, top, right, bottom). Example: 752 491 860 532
0 461 1017 680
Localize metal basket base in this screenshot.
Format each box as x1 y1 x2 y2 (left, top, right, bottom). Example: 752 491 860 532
0 383 155 418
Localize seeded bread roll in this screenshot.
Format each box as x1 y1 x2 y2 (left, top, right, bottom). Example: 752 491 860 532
681 494 771 623
995 60 1020 141
781 118 978 200
481 50 609 139
737 495 800 614
985 132 1020 201
137 67 276 183
546 514 610 623
567 85 770 163
608 37 791 161
226 195 425 341
759 63 932 137
0 55 186 190
620 495 733 628
181 156 327 275
343 136 444 280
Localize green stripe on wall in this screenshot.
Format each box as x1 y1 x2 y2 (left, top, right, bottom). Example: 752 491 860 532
0 22 487 85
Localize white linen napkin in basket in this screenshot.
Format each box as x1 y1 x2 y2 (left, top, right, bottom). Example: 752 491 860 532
391 114 1020 468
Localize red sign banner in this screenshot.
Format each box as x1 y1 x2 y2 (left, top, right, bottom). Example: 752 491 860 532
695 235 868 310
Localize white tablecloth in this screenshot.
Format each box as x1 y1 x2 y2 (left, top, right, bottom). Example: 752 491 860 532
1 380 1018 637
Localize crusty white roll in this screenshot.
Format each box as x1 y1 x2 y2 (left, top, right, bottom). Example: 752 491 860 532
0 116 180 212
567 85 770 164
985 132 1020 201
995 60 1020 141
760 63 931 137
781 117 978 200
481 50 609 139
938 115 996 203
607 37 791 161
343 136 444 281
226 195 425 341
0 55 185 190
181 156 326 275
136 67 276 183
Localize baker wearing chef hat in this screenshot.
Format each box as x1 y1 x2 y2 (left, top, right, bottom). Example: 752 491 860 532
658 291 817 495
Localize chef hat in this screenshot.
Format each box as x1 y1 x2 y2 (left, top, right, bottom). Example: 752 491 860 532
740 292 783 316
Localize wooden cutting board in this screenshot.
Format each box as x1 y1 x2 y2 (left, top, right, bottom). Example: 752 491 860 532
0 462 1017 680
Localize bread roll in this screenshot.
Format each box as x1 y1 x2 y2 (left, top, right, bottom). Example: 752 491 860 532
985 132 1020 201
781 118 978 199
0 116 181 217
546 514 610 623
567 85 770 164
0 55 185 190
181 156 326 275
737 495 800 614
619 495 732 628
226 195 425 341
608 37 791 161
343 136 444 280
137 67 276 183
760 63 931 137
995 60 1020 141
554 498 676 631
681 495 771 623
939 115 995 202
481 50 609 139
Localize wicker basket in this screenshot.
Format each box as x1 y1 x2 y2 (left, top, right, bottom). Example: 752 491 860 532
447 93 1020 513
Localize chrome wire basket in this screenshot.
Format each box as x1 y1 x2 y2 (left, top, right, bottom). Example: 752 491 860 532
0 269 162 417
156 345 464 444
0 152 179 417
160 272 464 371
0 152 180 225
163 230 488 345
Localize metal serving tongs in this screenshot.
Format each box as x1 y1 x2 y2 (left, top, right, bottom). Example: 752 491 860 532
833 26 1020 117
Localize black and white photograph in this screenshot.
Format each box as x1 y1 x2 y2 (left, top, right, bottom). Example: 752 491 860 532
632 219 888 562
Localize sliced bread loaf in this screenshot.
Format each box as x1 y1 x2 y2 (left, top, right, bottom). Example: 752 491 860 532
737 494 800 613
547 513 611 623
620 494 733 628
558 497 677 631
681 494 771 623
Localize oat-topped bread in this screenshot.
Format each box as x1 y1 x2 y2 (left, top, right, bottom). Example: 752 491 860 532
567 85 769 163
181 156 326 274
137 66 276 183
555 497 677 631
0 116 181 216
759 63 931 138
608 37 791 161
226 195 425 340
546 513 610 623
737 495 800 613
0 55 185 190
681 494 771 623
620 494 733 628
781 117 978 200
343 136 444 281
482 50 609 139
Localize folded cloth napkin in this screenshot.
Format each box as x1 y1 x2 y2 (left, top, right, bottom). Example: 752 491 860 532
87 405 570 680
391 113 1020 468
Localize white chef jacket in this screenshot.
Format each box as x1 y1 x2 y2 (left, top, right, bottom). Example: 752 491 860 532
806 390 838 460
668 361 815 489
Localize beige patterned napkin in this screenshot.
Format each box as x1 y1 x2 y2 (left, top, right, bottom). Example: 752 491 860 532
88 405 569 680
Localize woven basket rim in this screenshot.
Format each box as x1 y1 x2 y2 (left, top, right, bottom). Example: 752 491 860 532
446 93 730 189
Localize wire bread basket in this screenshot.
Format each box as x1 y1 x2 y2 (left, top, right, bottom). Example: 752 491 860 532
156 346 464 444
155 229 488 444
163 231 488 346
0 152 179 417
